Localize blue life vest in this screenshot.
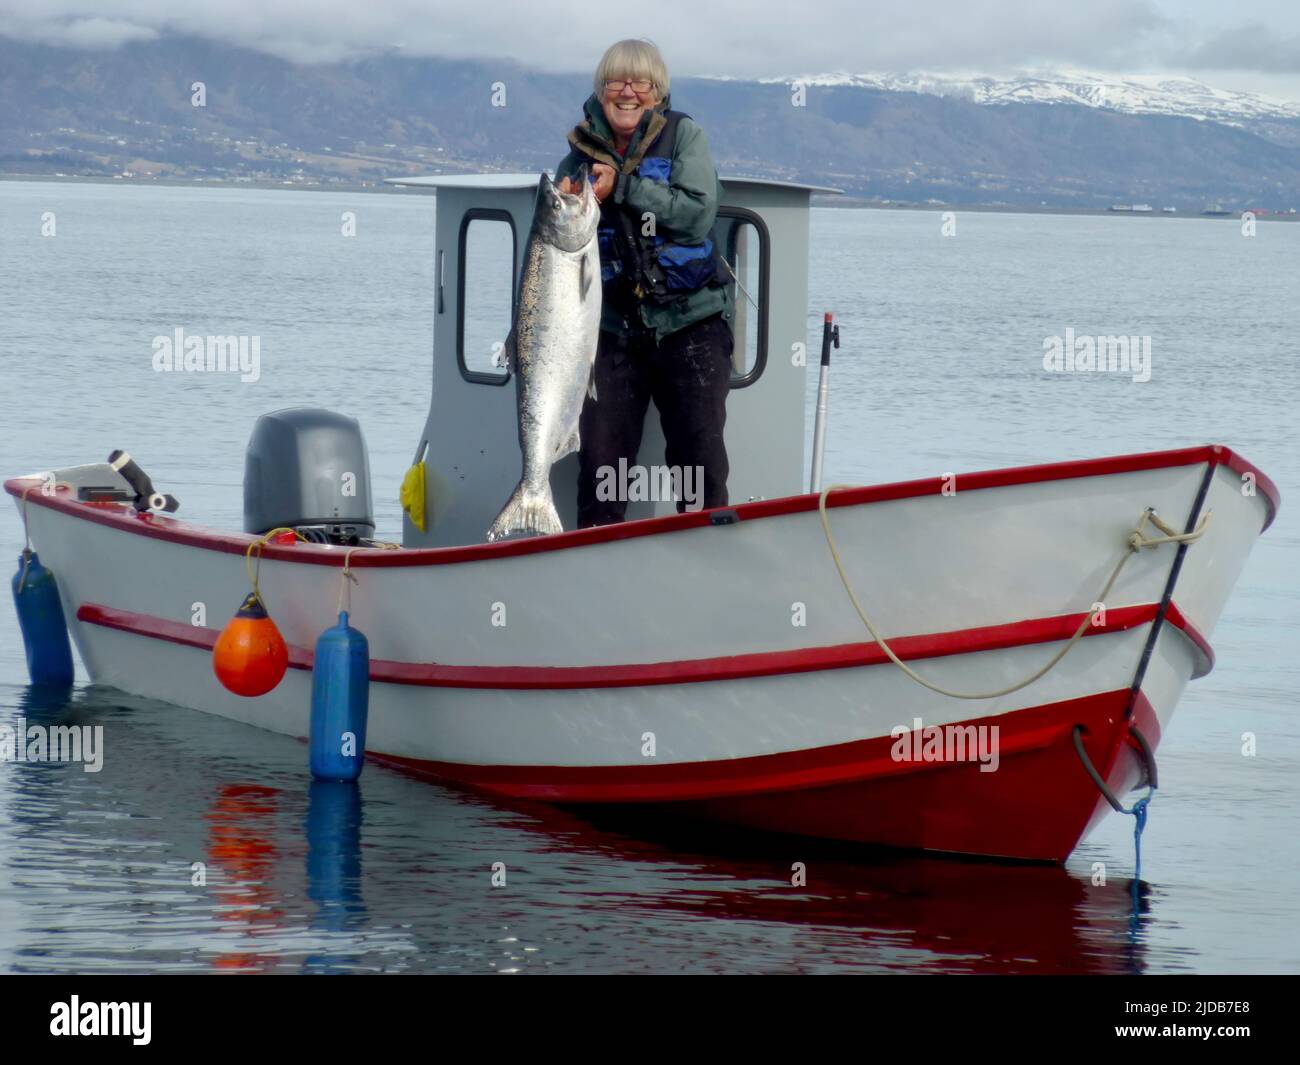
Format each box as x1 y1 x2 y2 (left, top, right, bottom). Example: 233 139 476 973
596 110 727 301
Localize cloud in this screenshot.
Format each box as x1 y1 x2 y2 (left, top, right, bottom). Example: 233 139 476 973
0 0 1179 74
4 15 159 50
1180 24 1300 74
0 0 1296 97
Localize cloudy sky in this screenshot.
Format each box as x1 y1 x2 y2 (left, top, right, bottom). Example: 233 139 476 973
4 0 1300 101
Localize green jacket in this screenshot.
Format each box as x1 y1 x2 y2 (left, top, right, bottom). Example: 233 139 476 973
556 93 733 341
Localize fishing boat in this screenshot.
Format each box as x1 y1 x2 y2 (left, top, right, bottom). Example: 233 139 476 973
8 174 1279 862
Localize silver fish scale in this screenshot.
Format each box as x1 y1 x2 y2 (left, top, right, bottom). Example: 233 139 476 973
516 237 599 484
486 176 601 541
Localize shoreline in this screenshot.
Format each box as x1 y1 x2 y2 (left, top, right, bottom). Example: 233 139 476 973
3 172 1296 220
821 197 1298 220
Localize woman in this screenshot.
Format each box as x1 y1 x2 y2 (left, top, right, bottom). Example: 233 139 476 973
555 39 734 527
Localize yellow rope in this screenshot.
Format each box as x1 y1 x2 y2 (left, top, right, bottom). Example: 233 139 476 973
334 540 400 613
244 527 307 605
337 546 361 614
243 534 401 614
817 485 1211 701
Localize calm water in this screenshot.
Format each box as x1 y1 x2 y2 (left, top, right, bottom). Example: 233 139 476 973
0 181 1296 974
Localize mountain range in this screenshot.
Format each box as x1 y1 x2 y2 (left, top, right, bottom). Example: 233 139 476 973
3 34 1299 210
745 70 1300 126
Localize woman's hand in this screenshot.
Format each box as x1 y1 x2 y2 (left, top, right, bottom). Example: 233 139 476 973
558 164 616 201
590 163 616 201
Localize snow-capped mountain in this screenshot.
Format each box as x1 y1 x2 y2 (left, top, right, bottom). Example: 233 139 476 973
734 70 1300 125
4 30 1298 208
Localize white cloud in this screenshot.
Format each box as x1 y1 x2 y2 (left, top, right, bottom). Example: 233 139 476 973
5 15 159 50
1 0 1299 99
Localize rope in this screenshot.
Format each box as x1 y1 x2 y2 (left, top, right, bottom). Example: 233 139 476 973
338 547 361 614
1129 794 1150 886
244 527 306 606
17 484 38 594
17 478 72 594
817 485 1211 701
246 535 400 616
1071 724 1157 811
1072 724 1156 884
20 483 37 552
333 540 401 615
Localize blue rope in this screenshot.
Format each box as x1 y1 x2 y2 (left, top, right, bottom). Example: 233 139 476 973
1071 725 1155 882
1129 792 1151 882
1121 790 1153 939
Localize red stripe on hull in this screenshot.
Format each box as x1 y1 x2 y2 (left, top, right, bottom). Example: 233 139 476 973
1163 602 1214 675
1213 444 1280 531
76 600 1213 687
72 604 1170 860
373 690 1139 861
7 443 1279 566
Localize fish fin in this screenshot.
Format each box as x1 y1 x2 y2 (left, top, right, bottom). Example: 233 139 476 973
555 429 580 459
501 327 518 374
486 481 563 541
580 252 592 303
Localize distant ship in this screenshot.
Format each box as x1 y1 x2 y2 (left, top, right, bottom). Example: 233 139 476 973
1202 205 1233 217
1162 206 1177 213
1108 203 1154 213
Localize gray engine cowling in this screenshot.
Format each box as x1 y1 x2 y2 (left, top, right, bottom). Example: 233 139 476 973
244 407 375 543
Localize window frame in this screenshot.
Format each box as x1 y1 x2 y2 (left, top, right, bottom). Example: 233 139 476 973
715 205 771 389
456 208 518 386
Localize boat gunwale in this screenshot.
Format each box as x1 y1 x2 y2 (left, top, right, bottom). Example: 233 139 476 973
5 443 1278 569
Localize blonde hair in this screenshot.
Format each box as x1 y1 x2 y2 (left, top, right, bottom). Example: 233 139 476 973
593 39 669 100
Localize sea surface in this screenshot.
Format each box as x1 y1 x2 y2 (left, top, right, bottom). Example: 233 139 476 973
0 180 1296 974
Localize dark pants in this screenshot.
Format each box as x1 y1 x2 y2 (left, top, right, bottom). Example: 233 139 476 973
577 313 733 528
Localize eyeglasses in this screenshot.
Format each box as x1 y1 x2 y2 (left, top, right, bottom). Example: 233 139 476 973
604 79 655 95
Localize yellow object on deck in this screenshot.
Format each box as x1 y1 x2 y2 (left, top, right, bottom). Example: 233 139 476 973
400 461 427 532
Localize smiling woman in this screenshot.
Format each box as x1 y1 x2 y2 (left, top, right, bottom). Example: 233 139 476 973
592 38 672 155
555 38 736 529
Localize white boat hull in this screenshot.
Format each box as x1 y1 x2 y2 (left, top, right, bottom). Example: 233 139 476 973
8 444 1276 860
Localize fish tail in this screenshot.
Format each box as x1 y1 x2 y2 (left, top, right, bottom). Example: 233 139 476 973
486 481 563 541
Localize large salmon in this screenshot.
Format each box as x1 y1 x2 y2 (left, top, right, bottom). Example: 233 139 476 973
487 169 601 541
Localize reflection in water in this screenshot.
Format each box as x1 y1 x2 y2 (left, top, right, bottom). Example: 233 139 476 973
304 781 366 973
206 783 283 973
0 682 1164 974
15 682 75 718
501 804 1152 975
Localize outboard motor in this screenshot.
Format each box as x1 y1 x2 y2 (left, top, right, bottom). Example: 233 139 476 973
244 408 375 545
